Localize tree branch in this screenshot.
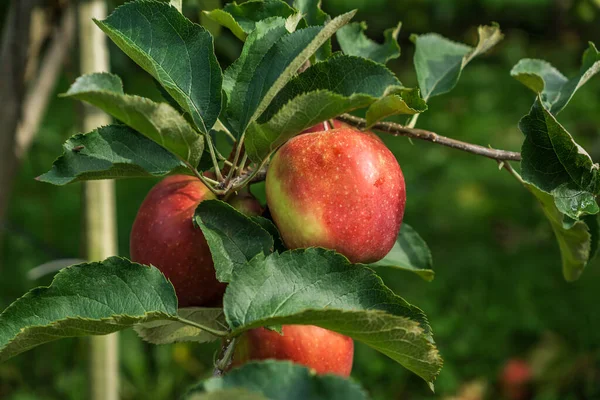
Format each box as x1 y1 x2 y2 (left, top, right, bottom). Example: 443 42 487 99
15 6 76 159
338 114 522 162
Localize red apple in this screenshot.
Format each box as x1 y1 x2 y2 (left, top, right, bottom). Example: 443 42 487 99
266 127 406 263
231 325 354 377
227 188 263 217
500 359 532 400
130 175 225 307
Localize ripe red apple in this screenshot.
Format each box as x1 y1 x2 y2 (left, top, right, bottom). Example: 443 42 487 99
231 325 354 377
130 175 225 307
266 127 406 263
500 359 532 400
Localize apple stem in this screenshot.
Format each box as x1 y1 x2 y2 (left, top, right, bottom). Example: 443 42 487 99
323 120 331 130
213 337 238 376
177 317 230 338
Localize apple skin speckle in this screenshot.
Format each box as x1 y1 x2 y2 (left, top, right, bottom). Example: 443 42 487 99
266 127 406 264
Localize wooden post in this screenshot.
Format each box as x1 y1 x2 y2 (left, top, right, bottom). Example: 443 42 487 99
78 1 119 399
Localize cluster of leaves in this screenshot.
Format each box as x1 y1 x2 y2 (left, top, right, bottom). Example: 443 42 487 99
2 0 442 395
1 0 598 396
510 45 600 281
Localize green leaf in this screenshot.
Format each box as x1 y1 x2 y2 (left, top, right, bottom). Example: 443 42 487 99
204 0 297 41
365 88 428 127
293 0 331 61
0 257 178 362
222 11 356 137
372 223 434 282
184 361 369 400
524 183 595 281
185 389 268 400
37 125 187 185
63 73 204 166
223 248 442 387
194 200 274 283
511 42 600 114
96 0 222 133
250 216 287 253
245 55 402 161
519 97 600 220
135 307 225 344
412 23 503 101
337 21 401 65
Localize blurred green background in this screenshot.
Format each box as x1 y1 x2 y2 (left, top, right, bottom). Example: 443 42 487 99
2 0 600 399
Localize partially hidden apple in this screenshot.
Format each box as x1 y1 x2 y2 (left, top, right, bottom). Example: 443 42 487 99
130 175 223 307
130 175 263 307
228 188 263 217
231 325 354 377
266 127 406 263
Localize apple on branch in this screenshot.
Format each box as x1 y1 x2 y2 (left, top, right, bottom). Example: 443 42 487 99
130 175 262 307
230 325 354 377
266 126 406 263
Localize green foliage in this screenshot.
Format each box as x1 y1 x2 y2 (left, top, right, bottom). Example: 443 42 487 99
372 223 434 281
412 24 503 101
204 0 297 41
193 200 274 282
293 0 331 60
0 258 178 362
519 97 600 220
222 11 356 138
511 42 600 114
337 21 401 65
62 73 204 166
134 308 225 345
96 0 223 133
223 248 441 385
184 361 368 400
37 125 187 185
245 55 412 161
523 182 597 281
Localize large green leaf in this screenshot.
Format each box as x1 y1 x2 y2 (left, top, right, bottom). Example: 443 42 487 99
412 24 503 101
365 88 428 128
293 0 331 61
134 307 225 345
222 11 356 137
519 97 600 220
63 73 204 166
38 125 187 185
0 257 178 362
337 21 401 65
223 249 441 387
194 200 274 283
96 0 222 133
204 0 297 41
184 361 368 400
511 42 600 115
245 55 403 161
372 223 434 281
524 183 596 281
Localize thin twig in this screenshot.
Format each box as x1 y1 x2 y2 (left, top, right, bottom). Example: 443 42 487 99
338 114 522 162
